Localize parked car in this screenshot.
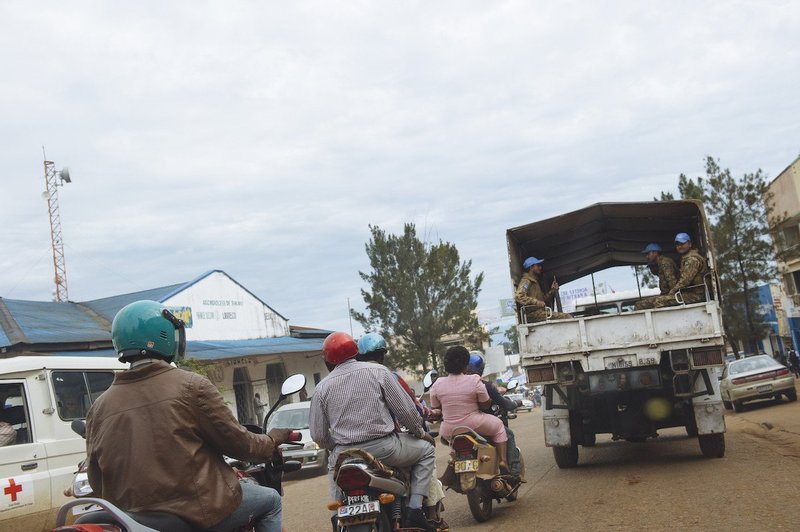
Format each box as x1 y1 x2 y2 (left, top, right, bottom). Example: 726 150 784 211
266 401 326 472
719 355 797 412
504 392 534 412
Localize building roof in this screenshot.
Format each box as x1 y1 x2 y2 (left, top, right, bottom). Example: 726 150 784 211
0 270 326 363
0 298 111 346
11 336 325 362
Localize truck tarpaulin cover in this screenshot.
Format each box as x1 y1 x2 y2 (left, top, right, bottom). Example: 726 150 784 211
506 200 712 287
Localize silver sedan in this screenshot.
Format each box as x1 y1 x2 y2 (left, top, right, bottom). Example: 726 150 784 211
719 355 797 412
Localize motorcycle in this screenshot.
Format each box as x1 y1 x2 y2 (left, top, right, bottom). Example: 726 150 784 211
52 373 308 532
328 373 445 532
438 378 526 523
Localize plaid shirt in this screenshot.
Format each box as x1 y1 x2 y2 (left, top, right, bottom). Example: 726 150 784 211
309 359 425 450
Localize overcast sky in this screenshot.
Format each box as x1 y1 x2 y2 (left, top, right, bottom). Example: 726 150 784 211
2 1 799 336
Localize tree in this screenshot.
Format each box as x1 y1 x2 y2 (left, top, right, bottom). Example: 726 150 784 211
504 325 520 355
664 156 776 352
352 223 486 374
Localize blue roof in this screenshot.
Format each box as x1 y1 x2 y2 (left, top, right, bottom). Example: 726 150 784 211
1 299 110 345
46 336 325 361
81 283 186 323
0 270 304 362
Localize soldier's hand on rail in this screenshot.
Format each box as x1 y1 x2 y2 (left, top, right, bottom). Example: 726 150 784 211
551 279 559 291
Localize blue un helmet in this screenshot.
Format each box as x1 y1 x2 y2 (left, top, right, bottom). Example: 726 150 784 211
522 256 544 270
674 232 691 244
640 243 662 254
357 332 387 356
466 351 486 376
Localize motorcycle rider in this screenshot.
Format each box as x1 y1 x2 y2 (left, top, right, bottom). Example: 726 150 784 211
310 332 437 532
465 351 523 479
356 332 447 530
429 346 509 472
84 300 293 532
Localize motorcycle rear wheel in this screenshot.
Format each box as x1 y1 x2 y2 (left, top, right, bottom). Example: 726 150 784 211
341 511 391 532
467 485 493 522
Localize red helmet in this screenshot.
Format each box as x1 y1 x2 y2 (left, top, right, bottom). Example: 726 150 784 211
323 332 359 365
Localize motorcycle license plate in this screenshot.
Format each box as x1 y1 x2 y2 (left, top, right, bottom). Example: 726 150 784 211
337 500 380 517
454 459 479 473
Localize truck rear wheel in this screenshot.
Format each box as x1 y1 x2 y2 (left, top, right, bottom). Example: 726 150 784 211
553 445 579 468
698 433 725 458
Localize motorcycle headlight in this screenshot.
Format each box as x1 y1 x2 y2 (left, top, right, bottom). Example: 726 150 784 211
72 471 93 497
304 441 319 450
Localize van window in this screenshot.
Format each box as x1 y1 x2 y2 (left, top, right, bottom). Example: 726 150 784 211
0 383 32 445
53 371 116 420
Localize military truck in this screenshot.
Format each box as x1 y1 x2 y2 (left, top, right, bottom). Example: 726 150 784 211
506 201 726 467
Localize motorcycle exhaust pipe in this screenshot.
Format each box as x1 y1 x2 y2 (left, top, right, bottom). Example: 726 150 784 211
490 477 513 497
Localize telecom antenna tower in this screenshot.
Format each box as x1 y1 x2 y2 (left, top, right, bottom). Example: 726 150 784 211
42 150 72 302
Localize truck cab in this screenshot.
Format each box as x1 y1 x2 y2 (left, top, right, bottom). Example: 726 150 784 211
0 356 125 531
507 201 727 467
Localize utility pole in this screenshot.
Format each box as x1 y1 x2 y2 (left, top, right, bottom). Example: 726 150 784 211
42 149 72 301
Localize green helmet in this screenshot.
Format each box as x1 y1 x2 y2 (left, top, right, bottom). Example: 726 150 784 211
111 300 186 363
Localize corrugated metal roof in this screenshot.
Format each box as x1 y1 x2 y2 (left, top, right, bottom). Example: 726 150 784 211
81 283 187 323
0 328 9 347
44 336 324 362
2 299 111 345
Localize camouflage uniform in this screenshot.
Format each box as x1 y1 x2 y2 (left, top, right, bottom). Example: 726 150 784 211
635 254 679 310
649 248 709 308
514 271 572 322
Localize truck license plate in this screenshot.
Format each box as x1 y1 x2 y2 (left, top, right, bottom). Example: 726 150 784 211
454 459 479 473
757 384 773 393
337 500 380 517
604 355 635 370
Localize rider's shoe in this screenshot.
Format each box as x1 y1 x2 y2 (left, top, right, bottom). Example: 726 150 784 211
404 507 436 532
431 516 450 532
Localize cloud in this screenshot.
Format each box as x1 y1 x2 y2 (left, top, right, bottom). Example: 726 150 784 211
2 1 799 335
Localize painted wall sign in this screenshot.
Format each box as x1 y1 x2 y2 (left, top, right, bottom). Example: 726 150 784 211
166 306 194 328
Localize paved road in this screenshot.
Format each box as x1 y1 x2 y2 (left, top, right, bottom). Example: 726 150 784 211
283 385 800 531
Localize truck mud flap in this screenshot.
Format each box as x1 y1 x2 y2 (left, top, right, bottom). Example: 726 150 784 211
543 384 572 447
692 368 725 435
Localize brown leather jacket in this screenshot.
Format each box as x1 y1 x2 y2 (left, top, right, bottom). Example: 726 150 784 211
86 361 274 529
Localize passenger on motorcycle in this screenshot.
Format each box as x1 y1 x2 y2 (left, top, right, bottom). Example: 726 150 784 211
356 332 447 530
466 351 522 478
85 300 293 532
310 332 437 532
429 346 509 472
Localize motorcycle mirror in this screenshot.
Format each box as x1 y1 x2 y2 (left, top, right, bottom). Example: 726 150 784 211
506 379 519 391
71 419 86 438
281 374 307 396
422 370 438 390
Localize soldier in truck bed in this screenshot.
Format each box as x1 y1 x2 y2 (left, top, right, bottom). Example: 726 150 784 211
634 243 679 310
648 233 709 308
514 256 572 322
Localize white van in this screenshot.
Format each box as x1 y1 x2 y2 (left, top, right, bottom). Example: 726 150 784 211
0 356 125 531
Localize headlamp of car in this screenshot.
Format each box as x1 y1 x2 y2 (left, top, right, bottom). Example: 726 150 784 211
72 471 94 497
304 441 319 450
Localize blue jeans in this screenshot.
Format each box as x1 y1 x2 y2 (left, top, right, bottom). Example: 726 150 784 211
208 481 282 532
